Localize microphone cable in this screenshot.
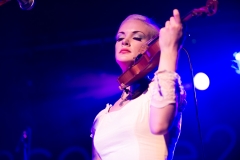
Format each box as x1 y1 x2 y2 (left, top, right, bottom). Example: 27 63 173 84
181 47 206 160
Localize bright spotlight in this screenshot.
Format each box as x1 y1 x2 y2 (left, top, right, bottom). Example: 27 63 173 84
231 52 240 74
193 72 210 90
234 52 240 60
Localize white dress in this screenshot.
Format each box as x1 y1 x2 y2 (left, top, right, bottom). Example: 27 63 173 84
90 71 186 160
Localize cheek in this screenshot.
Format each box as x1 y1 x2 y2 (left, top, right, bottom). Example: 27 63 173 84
115 42 120 53
132 42 144 56
115 43 121 59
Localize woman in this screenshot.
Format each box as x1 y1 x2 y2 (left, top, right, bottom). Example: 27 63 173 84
90 9 186 160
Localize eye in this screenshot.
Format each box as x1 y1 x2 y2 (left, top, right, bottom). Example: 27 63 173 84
133 37 142 41
116 38 124 42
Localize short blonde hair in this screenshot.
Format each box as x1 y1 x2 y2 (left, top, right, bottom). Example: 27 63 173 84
120 14 160 40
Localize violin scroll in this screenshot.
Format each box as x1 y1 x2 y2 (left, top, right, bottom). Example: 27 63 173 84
193 0 218 16
183 0 218 21
205 0 218 16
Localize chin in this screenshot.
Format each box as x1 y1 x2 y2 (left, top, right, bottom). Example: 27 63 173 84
116 54 134 62
116 59 134 71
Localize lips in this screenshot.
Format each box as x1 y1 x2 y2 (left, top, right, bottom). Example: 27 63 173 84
119 48 131 54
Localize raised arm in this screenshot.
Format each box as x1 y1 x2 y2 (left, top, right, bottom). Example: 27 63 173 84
149 9 185 135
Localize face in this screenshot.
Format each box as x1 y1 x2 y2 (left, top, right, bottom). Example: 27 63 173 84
115 20 151 72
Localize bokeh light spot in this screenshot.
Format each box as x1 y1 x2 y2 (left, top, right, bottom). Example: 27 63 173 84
194 72 210 90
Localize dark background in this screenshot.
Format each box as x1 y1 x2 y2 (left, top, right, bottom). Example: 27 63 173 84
0 0 240 159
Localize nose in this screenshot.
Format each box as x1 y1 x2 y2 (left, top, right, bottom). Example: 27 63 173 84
122 39 131 47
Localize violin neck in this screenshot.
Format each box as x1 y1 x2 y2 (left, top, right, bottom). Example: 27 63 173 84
148 36 159 46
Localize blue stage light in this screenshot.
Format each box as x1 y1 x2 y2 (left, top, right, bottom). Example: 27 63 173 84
231 52 240 74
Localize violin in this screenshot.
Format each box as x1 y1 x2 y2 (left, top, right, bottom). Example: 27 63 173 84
117 0 218 90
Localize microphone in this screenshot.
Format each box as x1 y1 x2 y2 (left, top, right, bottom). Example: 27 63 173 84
17 0 34 10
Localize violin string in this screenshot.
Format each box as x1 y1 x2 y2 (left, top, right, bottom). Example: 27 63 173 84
146 36 159 46
146 38 153 45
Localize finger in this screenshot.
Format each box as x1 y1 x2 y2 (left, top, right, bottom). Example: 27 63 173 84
159 28 164 36
173 9 181 23
170 17 175 24
165 20 170 28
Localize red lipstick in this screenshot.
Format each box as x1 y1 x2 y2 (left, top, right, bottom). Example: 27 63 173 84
120 48 131 54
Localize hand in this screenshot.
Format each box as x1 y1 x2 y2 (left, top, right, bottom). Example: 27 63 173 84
158 9 183 72
159 9 183 53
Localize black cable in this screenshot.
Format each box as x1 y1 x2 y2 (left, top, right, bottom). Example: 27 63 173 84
181 47 206 160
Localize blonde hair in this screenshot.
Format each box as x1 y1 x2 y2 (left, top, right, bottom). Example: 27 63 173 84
120 14 160 40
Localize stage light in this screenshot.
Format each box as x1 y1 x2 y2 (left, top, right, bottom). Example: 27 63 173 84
234 52 240 60
193 72 210 90
231 52 240 74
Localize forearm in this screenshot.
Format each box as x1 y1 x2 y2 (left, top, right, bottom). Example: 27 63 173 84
158 48 178 72
149 42 181 134
149 70 182 135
